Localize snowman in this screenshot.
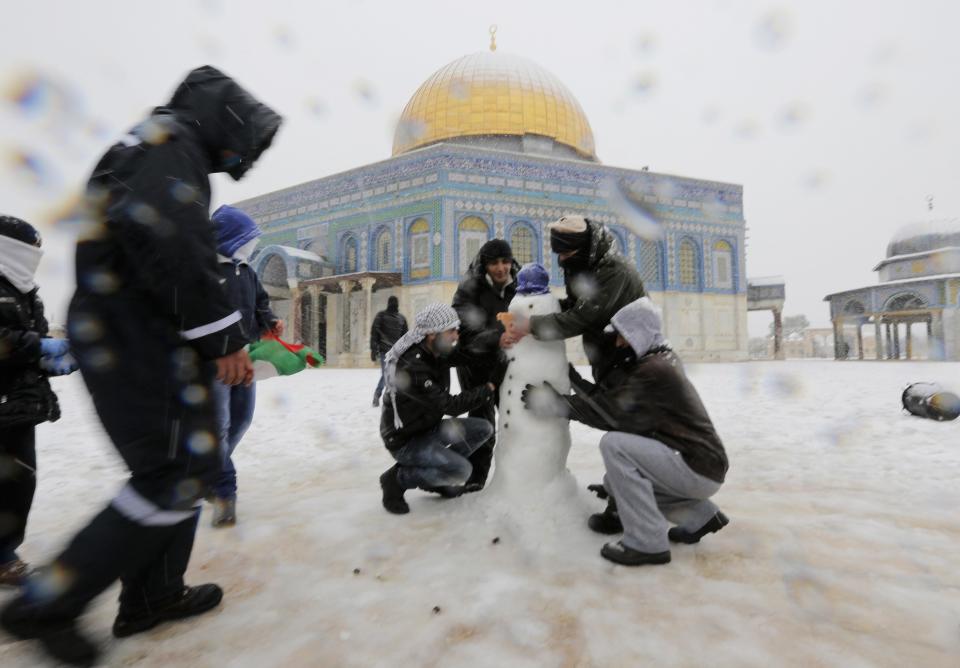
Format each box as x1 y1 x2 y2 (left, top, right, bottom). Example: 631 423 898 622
485 263 574 500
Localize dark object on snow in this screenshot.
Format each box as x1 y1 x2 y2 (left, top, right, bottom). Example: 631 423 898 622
492 536 500 545
600 541 671 567
668 511 730 544
432 606 442 615
902 383 960 422
353 568 361 575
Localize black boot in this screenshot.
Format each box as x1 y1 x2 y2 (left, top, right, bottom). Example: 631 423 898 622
668 511 730 544
587 497 623 535
600 541 671 567
464 442 493 491
380 465 409 514
1 597 100 667
112 584 223 638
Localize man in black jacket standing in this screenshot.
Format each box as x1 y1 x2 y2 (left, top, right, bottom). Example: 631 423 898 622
451 239 518 490
0 216 78 587
1 66 282 666
379 303 495 514
522 298 729 567
370 295 408 408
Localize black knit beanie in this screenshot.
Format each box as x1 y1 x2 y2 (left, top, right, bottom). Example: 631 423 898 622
0 215 42 247
479 238 513 264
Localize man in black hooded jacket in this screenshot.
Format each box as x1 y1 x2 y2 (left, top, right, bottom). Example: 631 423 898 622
0 66 282 667
451 239 519 490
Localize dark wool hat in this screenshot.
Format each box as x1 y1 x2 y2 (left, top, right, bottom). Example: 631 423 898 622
0 215 42 246
479 238 513 263
549 215 590 254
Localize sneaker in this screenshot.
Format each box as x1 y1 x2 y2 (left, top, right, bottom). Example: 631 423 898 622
600 541 671 567
112 584 223 638
668 511 730 544
211 497 236 528
587 497 622 535
1 597 99 667
0 558 29 587
380 465 409 514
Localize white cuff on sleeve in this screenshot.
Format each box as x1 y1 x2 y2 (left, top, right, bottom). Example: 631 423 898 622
180 311 241 341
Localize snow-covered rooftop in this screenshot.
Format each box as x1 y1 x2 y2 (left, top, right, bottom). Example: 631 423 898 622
747 276 786 287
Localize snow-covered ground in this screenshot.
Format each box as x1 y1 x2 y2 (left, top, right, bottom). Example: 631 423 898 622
2 361 959 667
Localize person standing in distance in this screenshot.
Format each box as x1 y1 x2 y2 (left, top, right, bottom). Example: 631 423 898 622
370 295 408 408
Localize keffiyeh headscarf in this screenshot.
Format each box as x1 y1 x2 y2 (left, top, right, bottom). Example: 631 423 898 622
383 302 461 429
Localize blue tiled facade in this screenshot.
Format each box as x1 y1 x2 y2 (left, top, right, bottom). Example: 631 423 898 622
235 144 746 296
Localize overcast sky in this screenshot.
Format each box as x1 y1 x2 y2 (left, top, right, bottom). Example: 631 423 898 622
2 0 958 334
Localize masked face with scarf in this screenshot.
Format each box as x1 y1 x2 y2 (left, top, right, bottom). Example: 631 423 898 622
0 215 43 294
549 215 591 273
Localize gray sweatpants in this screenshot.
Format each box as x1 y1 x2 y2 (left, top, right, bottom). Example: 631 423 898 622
600 432 722 553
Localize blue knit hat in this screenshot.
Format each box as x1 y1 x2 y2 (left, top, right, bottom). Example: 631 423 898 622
516 263 550 295
211 205 260 257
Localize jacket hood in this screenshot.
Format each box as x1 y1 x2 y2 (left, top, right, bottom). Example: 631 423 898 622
584 219 616 270
609 297 666 356
166 65 282 180
212 204 260 257
387 296 399 312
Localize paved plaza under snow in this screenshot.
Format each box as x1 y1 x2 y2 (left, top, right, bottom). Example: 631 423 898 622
2 361 958 667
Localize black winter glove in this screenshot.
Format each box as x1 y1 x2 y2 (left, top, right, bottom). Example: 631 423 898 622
371 351 379 363
587 483 609 500
520 381 569 418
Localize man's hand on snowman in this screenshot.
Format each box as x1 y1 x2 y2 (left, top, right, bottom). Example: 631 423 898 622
509 314 531 340
521 381 568 418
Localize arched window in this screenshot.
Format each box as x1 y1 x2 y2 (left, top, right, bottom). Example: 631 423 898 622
340 235 358 274
679 238 700 288
261 254 287 287
713 240 734 289
640 240 662 288
885 293 926 312
510 224 536 265
843 300 866 315
374 228 392 270
409 218 431 279
458 216 489 273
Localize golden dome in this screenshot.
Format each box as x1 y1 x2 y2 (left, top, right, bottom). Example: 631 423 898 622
392 51 597 160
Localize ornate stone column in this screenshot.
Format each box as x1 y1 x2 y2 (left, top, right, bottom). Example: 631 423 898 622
359 276 378 367
773 308 785 360
856 322 864 360
339 280 355 367
874 317 883 360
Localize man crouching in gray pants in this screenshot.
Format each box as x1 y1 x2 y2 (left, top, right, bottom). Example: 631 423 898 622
521 297 729 566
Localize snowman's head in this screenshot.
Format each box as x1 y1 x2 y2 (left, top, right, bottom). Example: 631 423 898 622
510 291 560 318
